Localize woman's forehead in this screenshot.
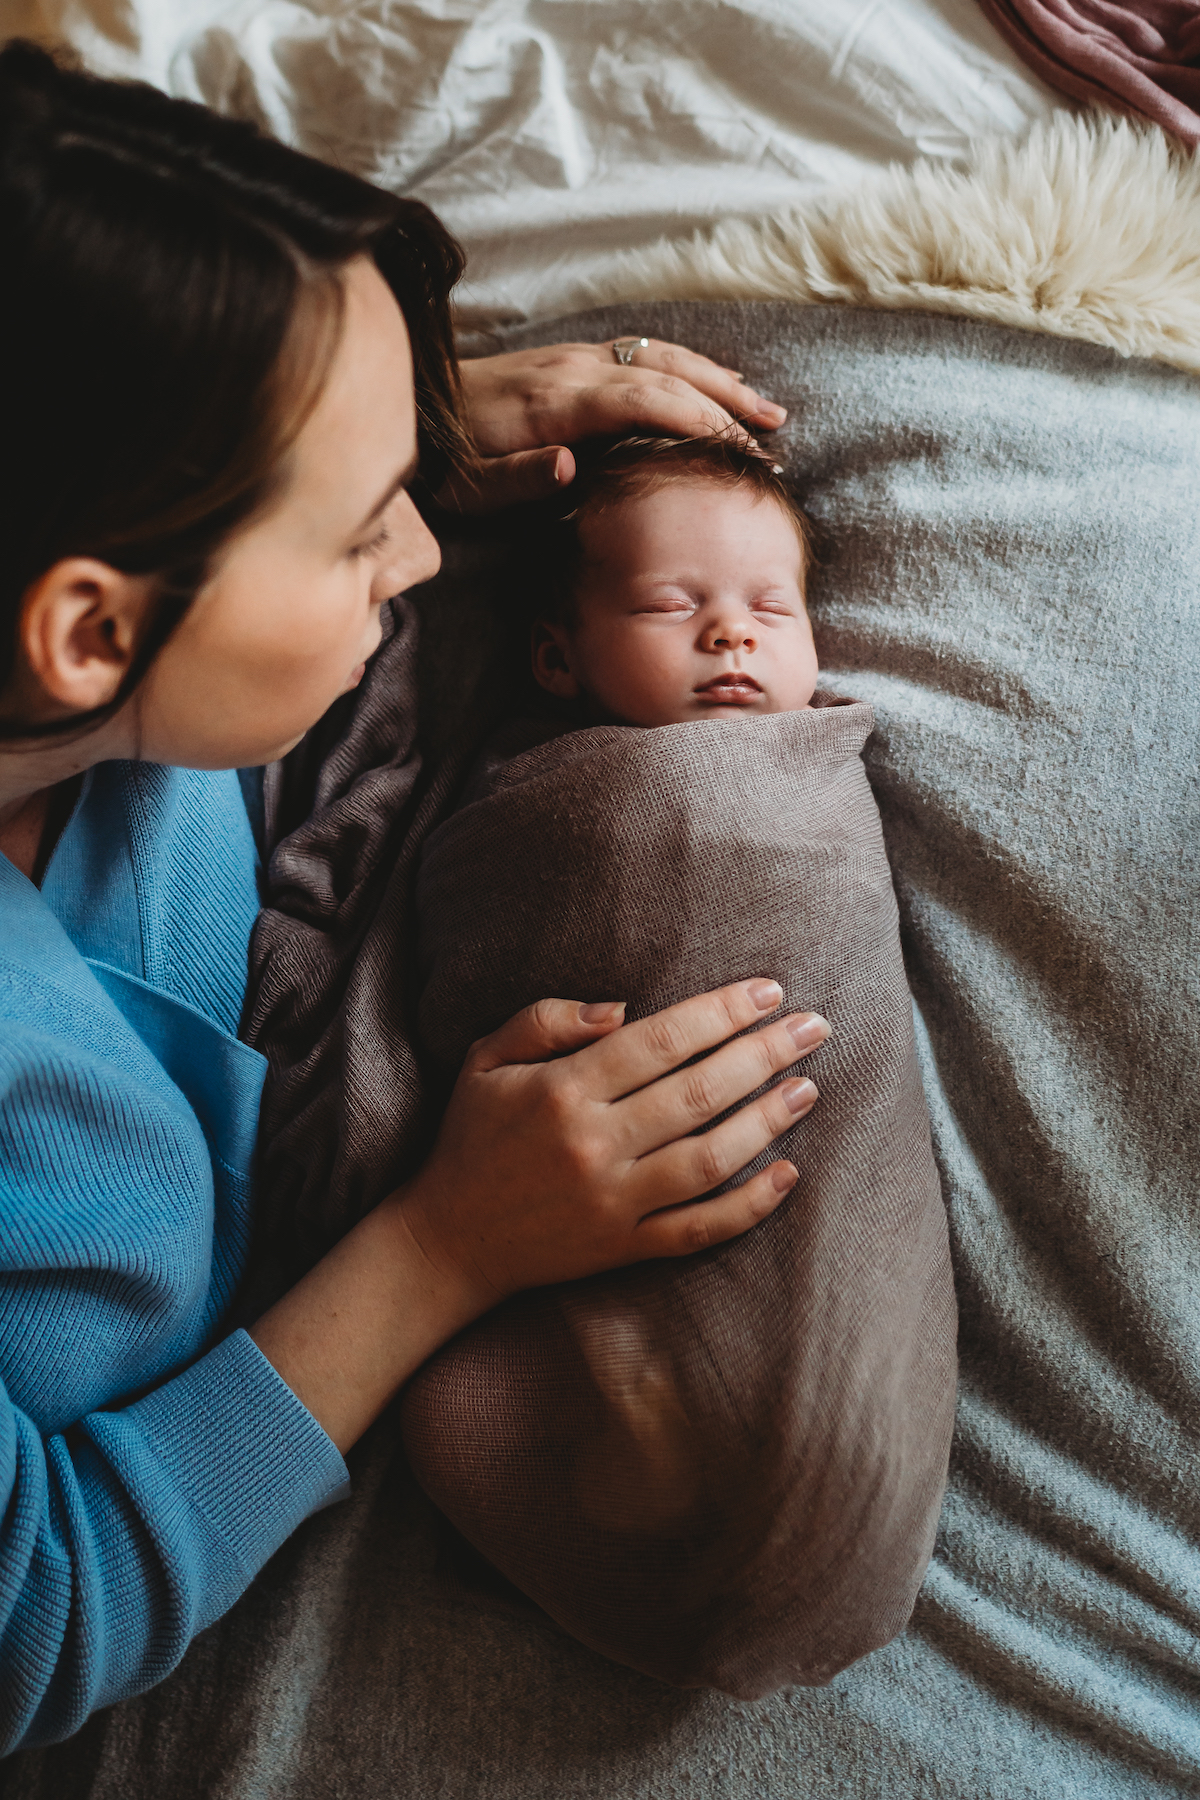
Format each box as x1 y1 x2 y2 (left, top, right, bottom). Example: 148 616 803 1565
285 262 417 516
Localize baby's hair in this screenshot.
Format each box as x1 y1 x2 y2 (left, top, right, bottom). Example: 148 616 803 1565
530 433 814 627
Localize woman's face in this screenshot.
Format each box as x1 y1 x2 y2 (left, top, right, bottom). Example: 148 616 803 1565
130 256 441 768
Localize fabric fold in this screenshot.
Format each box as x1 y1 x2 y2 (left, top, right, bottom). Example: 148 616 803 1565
977 0 1200 144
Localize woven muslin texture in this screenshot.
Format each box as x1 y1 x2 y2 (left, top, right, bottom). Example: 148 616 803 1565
404 702 955 1694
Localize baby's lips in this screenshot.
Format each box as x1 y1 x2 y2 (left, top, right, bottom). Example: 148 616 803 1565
695 674 763 694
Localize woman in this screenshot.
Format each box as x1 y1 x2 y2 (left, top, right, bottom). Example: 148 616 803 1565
0 40 821 1752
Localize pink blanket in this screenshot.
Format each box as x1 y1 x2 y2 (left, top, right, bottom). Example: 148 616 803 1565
978 0 1200 144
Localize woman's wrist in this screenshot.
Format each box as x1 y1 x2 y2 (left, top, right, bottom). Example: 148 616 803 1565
248 1180 488 1455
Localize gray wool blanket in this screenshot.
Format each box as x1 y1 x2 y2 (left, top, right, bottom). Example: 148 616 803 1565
5 301 1197 1800
405 702 954 1695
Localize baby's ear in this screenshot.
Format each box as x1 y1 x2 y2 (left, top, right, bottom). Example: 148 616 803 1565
531 620 580 699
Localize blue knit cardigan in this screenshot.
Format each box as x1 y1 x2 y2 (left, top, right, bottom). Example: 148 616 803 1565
0 760 348 1754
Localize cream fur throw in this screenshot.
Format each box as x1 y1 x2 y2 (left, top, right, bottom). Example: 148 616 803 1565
587 112 1200 373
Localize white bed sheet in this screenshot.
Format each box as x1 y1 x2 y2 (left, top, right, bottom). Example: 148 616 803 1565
1 0 1065 325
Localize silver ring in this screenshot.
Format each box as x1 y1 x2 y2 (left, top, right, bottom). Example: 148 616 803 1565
612 335 650 366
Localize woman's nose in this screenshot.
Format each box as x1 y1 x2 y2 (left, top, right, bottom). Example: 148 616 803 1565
699 614 757 653
371 492 442 602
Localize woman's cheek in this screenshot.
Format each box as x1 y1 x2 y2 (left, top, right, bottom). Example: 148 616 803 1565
280 569 374 676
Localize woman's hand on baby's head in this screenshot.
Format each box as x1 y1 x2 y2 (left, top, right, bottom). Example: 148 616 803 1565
442 341 787 512
397 981 828 1311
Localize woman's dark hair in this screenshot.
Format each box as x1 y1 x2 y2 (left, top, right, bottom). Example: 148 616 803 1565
0 38 473 738
528 434 814 627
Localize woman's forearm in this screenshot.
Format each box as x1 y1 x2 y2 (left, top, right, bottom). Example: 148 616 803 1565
249 1187 487 1455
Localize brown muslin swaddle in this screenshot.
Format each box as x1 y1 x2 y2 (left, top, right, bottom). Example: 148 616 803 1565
403 698 957 1698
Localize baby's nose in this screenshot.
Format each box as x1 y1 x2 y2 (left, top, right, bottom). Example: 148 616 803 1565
701 616 756 652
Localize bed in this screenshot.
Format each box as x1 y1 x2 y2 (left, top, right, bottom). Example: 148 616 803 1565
2 4 1197 1798
0 0 1063 329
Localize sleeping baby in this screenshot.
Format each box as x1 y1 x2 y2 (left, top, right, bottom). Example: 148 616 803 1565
525 434 819 728
403 434 955 1699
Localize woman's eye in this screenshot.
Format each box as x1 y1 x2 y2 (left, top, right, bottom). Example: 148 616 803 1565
350 524 393 561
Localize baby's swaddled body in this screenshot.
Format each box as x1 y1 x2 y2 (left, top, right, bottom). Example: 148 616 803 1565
403 438 956 1695
402 442 957 1692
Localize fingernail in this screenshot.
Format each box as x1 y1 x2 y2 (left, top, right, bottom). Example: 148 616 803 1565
780 1078 818 1114
553 449 571 484
729 370 745 381
761 403 788 425
580 1000 624 1023
748 979 783 1011
786 1013 831 1051
772 1161 799 1193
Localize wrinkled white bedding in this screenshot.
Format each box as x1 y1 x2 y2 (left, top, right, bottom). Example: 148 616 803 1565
1 0 1063 326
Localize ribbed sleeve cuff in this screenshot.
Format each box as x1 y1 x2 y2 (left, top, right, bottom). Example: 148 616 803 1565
125 1329 349 1581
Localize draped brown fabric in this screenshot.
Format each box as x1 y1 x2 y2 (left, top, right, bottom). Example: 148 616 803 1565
242 577 500 1301
402 702 956 1695
977 0 1200 144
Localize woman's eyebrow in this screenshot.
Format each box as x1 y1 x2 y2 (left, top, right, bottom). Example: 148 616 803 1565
356 452 420 532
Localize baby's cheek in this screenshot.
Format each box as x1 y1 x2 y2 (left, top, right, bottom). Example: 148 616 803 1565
624 640 692 716
577 633 681 728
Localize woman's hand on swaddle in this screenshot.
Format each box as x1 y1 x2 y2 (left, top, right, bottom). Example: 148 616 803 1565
445 341 788 510
251 979 823 1453
397 978 825 1307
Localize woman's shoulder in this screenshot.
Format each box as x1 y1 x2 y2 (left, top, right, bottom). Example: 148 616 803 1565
0 848 211 1126
0 871 215 1342
0 785 261 1385
42 761 263 1039
0 762 267 1225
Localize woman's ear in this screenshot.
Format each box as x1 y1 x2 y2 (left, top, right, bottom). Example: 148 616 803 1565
531 619 581 699
7 559 157 724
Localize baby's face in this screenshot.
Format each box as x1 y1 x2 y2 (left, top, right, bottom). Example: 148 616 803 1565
535 480 818 728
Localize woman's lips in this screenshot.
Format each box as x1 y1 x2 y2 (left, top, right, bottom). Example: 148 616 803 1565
694 674 763 706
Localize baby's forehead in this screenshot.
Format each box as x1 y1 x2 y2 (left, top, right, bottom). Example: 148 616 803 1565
586 471 780 515
577 476 806 568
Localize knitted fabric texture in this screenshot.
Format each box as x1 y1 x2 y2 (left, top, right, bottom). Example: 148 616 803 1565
0 764 347 1755
404 702 955 1694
